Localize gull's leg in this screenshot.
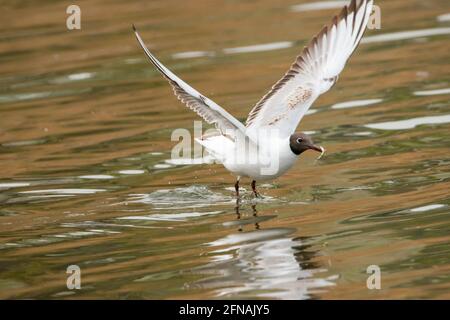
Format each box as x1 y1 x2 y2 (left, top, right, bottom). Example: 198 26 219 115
251 180 260 198
234 176 240 198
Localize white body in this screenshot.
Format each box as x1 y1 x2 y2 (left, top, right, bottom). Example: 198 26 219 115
196 135 297 181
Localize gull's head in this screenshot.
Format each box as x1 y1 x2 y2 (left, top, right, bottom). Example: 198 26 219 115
289 132 324 156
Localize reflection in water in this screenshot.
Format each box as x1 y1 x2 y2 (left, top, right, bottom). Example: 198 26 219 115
192 201 335 299
79 175 115 180
172 51 215 59
223 42 293 54
51 72 94 84
410 204 446 212
291 1 348 12
413 88 450 96
235 202 260 231
331 99 382 110
172 42 294 60
361 27 450 44
365 114 450 130
118 169 146 175
166 26 450 64
437 13 450 22
0 182 31 189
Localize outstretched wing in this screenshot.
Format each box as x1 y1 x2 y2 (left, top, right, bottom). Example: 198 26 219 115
246 0 373 138
133 25 248 139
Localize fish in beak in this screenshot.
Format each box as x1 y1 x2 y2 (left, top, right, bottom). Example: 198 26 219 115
310 145 325 160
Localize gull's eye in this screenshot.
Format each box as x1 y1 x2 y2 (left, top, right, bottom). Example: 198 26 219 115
296 138 303 144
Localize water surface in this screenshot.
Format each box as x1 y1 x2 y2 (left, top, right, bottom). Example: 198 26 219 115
0 0 449 299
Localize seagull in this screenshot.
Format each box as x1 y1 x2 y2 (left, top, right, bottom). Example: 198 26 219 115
133 0 373 198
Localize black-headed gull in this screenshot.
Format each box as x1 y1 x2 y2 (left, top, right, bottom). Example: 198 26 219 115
133 0 373 198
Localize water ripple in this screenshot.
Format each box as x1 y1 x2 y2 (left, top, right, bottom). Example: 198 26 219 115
413 88 450 96
127 185 233 209
19 188 106 195
223 42 293 54
118 211 223 222
331 98 383 110
291 1 348 12
365 114 450 130
437 13 450 23
361 27 450 44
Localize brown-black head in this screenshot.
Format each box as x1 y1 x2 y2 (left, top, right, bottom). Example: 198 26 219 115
289 132 324 156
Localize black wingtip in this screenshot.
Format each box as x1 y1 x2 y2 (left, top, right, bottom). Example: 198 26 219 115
132 23 137 32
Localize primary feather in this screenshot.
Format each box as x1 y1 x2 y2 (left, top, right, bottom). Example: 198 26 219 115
245 0 373 139
133 25 248 140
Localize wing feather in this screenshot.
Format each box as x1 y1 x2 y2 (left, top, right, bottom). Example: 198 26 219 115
133 25 247 139
246 0 373 138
